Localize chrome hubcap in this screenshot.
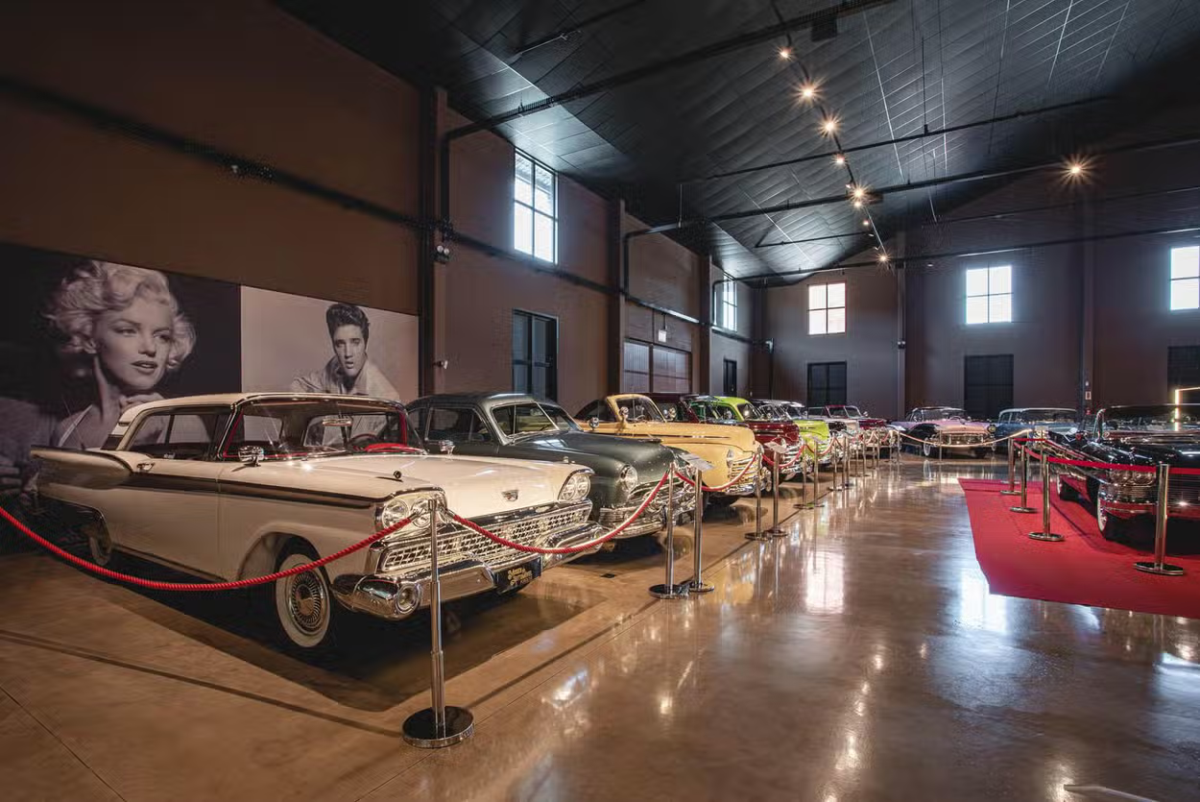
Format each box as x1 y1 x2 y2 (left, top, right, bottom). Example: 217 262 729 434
287 572 327 635
1096 496 1108 530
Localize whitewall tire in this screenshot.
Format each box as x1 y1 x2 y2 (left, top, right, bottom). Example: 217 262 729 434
273 548 337 652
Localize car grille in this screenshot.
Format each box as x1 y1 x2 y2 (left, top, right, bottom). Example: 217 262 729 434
379 503 592 573
1107 475 1200 507
938 432 986 446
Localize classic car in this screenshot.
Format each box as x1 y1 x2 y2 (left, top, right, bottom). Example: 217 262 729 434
1050 404 1200 540
891 406 995 457
575 394 761 506
992 407 1078 450
747 398 835 465
693 396 803 481
405 393 695 541
31 393 603 652
813 405 888 430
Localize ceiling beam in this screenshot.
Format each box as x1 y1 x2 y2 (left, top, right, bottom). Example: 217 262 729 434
447 0 896 139
512 0 648 58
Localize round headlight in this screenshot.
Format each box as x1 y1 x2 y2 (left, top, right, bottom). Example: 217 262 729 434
618 464 638 495
726 448 735 461
559 471 592 503
376 498 409 531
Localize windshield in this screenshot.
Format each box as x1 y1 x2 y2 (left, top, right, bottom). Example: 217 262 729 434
689 400 723 422
916 407 966 421
786 403 807 418
493 403 563 438
1018 409 1076 424
538 403 580 432
222 399 418 460
1101 406 1200 434
736 403 760 421
615 396 665 423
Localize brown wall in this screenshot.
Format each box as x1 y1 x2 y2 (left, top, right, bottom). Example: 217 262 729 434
0 0 421 314
438 108 612 411
766 260 902 418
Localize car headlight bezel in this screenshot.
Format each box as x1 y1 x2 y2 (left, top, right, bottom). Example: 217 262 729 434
375 491 441 534
618 464 638 496
1110 469 1156 487
559 470 592 503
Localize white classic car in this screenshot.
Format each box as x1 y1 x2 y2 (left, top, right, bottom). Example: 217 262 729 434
32 393 601 652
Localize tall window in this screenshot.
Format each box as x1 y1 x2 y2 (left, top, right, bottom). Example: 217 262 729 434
513 311 557 400
966 265 1012 324
1171 246 1200 310
808 282 846 335
718 282 738 330
514 151 556 263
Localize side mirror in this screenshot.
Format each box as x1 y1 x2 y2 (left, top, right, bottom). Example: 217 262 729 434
238 445 265 466
436 440 455 454
589 417 600 432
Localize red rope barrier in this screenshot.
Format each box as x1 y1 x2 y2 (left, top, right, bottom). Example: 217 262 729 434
762 439 802 471
0 506 413 592
447 472 670 555
673 453 761 493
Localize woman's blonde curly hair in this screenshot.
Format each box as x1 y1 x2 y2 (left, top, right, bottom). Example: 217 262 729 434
44 261 196 371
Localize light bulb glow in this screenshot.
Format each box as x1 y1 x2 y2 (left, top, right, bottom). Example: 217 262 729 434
779 47 793 60
821 117 839 135
798 82 818 101
834 153 846 166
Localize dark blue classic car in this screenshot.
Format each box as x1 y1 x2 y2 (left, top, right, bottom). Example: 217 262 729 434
993 407 1078 451
407 393 694 541
1051 404 1200 541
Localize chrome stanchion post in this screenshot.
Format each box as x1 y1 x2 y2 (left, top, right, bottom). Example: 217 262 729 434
795 444 824 510
1009 444 1036 514
765 454 786 537
1135 463 1185 576
1029 459 1064 542
687 464 714 593
744 457 770 541
403 496 474 748
1000 436 1020 495
651 471 689 598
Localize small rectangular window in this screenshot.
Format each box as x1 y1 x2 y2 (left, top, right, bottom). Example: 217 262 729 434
514 151 557 263
965 266 1013 324
1171 246 1200 311
809 282 846 335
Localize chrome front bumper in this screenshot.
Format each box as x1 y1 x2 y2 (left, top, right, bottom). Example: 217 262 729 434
598 481 696 538
331 521 604 621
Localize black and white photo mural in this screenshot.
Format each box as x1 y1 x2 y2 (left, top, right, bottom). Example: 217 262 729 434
0 242 417 496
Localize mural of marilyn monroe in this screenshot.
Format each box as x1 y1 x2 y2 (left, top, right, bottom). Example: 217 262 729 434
45 262 196 450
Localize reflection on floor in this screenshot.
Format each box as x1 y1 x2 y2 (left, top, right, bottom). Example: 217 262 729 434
0 457 1197 801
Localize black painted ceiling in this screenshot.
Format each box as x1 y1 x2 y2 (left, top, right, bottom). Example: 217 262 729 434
282 0 1200 279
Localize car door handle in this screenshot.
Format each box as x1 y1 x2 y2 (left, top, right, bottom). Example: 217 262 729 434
137 462 154 473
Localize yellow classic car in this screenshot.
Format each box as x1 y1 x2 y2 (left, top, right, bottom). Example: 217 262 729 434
576 394 761 506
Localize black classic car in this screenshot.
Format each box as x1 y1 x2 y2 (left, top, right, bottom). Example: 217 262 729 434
406 393 694 540
1051 404 1200 540
992 407 1078 451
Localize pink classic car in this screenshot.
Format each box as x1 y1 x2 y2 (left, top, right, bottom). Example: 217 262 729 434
890 407 996 458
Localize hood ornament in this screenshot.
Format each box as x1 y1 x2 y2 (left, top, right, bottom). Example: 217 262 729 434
502 489 519 502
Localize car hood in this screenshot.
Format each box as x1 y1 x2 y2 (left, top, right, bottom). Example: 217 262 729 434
1106 435 1200 466
227 454 582 519
925 420 989 432
501 431 674 478
604 420 758 453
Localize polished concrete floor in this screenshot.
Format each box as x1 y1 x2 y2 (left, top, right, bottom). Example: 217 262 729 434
0 457 1197 801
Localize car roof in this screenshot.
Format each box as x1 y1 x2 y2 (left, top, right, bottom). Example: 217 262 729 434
998 407 1075 414
411 392 563 410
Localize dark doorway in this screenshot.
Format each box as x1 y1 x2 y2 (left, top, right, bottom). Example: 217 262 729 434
723 359 738 396
807 362 847 407
512 310 557 400
964 354 1013 419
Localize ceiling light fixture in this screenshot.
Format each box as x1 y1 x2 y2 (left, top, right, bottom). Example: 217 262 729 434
798 82 818 101
821 117 838 135
779 47 793 60
834 153 846 166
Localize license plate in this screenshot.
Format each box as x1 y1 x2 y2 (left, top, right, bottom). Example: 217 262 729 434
495 559 541 593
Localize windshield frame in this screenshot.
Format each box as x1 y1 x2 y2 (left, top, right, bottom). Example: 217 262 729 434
612 395 666 423
217 397 421 462
1099 405 1200 435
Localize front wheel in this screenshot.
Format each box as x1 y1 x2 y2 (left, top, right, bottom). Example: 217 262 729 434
273 546 340 653
1095 493 1130 542
708 495 740 508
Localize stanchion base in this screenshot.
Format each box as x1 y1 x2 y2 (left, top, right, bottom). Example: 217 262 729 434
686 580 715 594
999 489 1020 496
1134 561 1185 577
402 706 474 749
794 502 824 509
765 527 788 538
744 531 772 541
649 583 690 599
1028 531 1064 542
1009 506 1037 514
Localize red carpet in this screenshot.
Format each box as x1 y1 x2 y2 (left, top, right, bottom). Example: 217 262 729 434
959 478 1200 618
